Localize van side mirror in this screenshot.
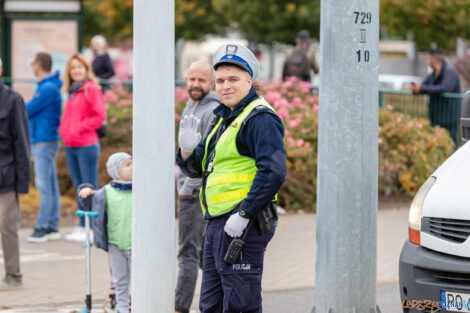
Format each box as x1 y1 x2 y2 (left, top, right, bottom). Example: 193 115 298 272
461 91 470 143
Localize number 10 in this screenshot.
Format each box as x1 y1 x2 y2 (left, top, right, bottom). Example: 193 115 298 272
356 50 370 62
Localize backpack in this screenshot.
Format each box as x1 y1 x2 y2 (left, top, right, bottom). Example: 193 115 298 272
283 49 310 81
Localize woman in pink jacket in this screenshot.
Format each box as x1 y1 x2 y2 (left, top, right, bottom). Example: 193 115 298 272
59 53 106 242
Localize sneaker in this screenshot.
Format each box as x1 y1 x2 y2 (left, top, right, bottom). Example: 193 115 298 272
0 275 23 291
65 226 84 242
27 227 48 243
65 226 93 243
46 228 62 240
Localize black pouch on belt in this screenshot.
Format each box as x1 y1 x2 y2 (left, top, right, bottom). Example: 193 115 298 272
255 201 280 235
269 201 279 222
255 208 272 236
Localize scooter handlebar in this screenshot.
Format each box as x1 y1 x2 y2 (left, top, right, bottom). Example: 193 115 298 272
75 210 99 218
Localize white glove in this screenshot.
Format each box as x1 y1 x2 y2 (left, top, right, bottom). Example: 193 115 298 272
224 213 250 238
179 115 202 153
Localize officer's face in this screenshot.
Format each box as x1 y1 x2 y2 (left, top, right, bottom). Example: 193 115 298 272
186 62 213 102
215 65 252 109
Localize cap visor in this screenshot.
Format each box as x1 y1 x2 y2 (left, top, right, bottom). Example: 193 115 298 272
214 60 251 75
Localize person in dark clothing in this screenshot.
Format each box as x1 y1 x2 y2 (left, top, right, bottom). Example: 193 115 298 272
0 58 31 290
411 48 461 145
91 35 115 81
282 30 319 82
176 43 287 313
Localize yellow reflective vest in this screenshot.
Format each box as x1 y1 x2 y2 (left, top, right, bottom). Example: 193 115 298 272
200 97 277 217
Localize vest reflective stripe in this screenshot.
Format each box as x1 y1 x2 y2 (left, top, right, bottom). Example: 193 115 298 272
207 173 256 188
200 97 277 217
207 187 252 207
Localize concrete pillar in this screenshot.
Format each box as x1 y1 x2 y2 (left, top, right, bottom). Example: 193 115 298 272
313 0 379 312
132 0 175 311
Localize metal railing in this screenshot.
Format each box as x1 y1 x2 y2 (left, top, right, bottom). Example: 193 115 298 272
379 88 463 119
379 88 463 146
314 86 463 133
379 88 428 117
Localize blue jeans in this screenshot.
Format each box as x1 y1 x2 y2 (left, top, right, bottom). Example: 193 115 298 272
65 143 100 227
31 140 61 230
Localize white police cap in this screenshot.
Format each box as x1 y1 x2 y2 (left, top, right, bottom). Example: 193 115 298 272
213 43 260 80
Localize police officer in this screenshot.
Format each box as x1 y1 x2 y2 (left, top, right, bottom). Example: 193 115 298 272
176 43 287 312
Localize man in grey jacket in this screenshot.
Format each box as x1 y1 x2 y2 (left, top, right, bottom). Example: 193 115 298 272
175 61 219 313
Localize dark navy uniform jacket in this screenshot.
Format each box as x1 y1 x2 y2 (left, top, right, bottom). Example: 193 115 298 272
176 86 287 219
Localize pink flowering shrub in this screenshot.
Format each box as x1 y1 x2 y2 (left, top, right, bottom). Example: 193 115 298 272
175 87 189 147
104 82 133 107
101 81 133 147
379 105 454 195
175 88 189 120
175 87 189 114
257 77 453 209
103 85 189 148
257 77 319 211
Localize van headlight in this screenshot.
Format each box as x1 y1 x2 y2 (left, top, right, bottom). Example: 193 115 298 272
408 176 436 245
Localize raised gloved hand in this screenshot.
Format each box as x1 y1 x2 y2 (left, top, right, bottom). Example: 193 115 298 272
224 213 250 238
178 115 202 153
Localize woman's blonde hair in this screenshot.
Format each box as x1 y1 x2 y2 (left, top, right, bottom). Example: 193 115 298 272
62 53 99 92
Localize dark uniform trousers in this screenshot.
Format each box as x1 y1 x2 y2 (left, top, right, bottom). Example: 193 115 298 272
199 214 275 313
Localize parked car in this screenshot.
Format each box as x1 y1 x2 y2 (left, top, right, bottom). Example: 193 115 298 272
399 91 470 313
379 74 423 90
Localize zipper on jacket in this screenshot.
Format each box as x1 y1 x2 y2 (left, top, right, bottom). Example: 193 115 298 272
201 150 215 212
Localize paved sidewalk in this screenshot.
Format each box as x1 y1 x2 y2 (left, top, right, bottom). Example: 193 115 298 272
0 207 409 312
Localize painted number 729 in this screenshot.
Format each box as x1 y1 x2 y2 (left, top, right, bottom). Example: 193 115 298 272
353 11 372 24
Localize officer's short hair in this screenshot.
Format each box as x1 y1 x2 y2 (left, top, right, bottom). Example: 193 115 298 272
429 48 445 63
34 52 52 72
0 57 3 68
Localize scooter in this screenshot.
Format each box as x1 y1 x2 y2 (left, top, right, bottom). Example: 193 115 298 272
76 210 99 313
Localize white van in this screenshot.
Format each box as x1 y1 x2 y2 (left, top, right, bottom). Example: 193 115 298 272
379 74 423 90
399 91 470 312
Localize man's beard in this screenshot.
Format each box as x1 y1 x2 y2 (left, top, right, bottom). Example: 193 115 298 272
188 87 209 102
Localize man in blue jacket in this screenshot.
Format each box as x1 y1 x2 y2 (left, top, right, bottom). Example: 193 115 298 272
26 52 63 243
177 43 287 312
